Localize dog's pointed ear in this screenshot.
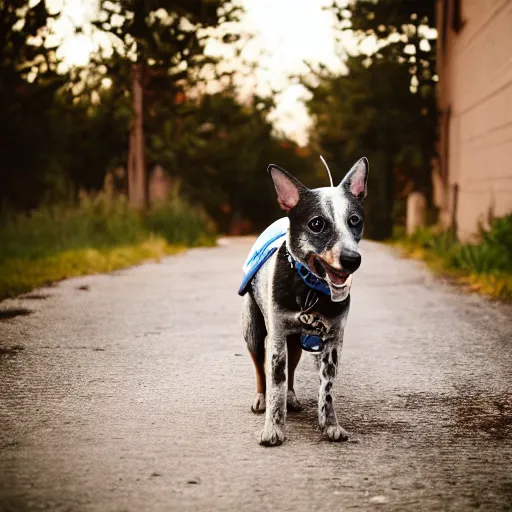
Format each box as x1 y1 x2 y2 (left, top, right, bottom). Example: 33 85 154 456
340 157 369 199
268 164 308 212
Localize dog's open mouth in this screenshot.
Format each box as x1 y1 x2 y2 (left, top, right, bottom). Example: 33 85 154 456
312 256 350 287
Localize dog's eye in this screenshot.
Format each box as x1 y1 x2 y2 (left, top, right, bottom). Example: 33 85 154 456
348 214 361 227
308 216 325 233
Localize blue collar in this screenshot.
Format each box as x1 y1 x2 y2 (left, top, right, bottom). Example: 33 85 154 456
286 249 330 354
286 252 330 296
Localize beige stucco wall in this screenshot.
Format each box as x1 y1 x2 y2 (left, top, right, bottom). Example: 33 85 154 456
437 0 512 240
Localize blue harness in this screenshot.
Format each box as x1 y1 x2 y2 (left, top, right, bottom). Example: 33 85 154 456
238 218 330 352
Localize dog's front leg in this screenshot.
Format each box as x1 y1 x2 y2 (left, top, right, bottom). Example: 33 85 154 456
318 336 349 442
259 328 287 446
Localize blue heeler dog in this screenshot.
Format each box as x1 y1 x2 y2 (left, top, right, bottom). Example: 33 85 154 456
239 157 369 446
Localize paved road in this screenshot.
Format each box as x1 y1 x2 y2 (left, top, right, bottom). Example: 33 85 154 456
0 238 511 511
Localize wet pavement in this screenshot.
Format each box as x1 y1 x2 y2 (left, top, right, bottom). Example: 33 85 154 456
0 238 511 511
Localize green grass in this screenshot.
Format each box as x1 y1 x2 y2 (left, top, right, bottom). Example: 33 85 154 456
0 238 185 299
391 215 512 301
0 193 216 300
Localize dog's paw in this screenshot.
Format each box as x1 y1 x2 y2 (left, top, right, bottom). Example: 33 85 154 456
287 390 303 412
259 424 285 446
325 424 349 442
251 392 266 414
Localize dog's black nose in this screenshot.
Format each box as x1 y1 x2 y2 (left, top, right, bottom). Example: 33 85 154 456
340 251 361 273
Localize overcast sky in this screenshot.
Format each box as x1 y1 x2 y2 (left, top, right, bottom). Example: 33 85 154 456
47 0 359 146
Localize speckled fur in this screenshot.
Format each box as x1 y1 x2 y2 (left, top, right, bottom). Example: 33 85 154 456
241 158 369 446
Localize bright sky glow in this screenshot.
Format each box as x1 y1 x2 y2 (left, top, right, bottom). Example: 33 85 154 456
47 0 112 67
225 0 346 145
48 0 361 145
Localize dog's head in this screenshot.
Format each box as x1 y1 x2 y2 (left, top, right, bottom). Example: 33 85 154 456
268 158 369 302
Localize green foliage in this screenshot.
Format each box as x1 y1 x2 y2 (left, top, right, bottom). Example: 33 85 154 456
94 0 242 174
333 0 437 92
407 227 457 259
406 215 512 274
306 0 437 239
0 193 214 264
0 0 67 209
89 0 313 231
46 77 131 195
1 196 140 263
0 239 185 300
0 0 314 234
95 0 238 78
149 90 316 232
452 216 512 274
398 215 512 299
144 192 216 247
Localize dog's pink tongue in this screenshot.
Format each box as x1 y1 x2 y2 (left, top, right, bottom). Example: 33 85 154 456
327 270 348 286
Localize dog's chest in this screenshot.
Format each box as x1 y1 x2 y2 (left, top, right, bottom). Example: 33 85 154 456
294 286 346 339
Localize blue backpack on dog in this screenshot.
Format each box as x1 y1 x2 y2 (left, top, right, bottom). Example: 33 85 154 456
238 218 330 352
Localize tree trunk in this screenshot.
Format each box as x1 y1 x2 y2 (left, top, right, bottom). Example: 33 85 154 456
127 62 146 210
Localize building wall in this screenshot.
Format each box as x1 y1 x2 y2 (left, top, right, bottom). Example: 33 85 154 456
436 0 512 240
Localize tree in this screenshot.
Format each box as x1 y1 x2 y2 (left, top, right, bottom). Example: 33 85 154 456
306 55 432 238
304 0 437 239
45 67 131 196
331 0 437 93
0 0 66 209
94 0 240 209
146 87 316 232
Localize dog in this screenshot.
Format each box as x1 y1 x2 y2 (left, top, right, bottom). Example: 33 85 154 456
239 157 368 446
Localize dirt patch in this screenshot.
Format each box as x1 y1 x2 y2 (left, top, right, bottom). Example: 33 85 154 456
399 391 512 440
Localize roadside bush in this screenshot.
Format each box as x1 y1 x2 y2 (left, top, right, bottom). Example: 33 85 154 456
407 228 457 260
396 214 512 299
452 215 512 274
0 193 215 264
144 192 216 247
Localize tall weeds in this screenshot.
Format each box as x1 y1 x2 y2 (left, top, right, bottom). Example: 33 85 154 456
0 192 215 264
398 214 512 299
